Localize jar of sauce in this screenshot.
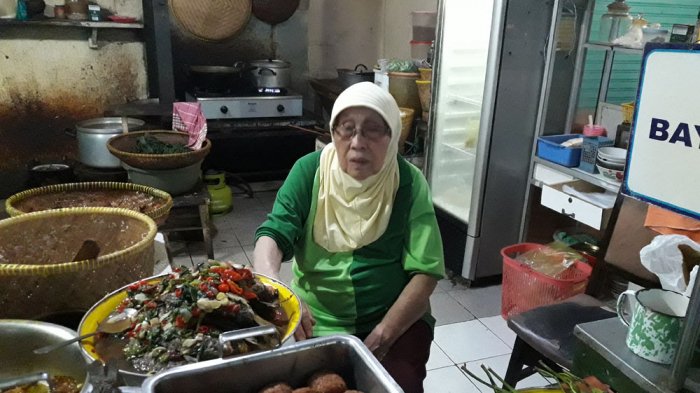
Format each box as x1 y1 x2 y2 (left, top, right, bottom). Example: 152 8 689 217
65 0 87 20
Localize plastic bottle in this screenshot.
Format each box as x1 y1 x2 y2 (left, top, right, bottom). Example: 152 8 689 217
16 0 28 20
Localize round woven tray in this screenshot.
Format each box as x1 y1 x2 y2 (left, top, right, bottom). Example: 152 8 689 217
5 182 173 224
170 0 252 41
0 207 157 319
107 131 211 170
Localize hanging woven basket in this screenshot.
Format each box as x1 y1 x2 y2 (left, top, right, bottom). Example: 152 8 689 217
170 0 252 41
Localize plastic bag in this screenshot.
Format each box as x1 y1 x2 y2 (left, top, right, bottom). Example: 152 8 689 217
640 235 700 296
385 59 418 73
516 241 585 278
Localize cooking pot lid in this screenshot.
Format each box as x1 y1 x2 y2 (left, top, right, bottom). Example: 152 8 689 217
249 59 290 68
31 163 71 172
76 117 145 134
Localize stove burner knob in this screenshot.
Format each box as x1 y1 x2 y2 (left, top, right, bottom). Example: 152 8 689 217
220 106 229 114
277 105 285 113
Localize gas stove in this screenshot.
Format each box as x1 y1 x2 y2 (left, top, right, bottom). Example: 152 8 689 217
186 90 303 120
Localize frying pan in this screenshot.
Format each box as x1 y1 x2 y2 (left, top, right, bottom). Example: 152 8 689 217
252 0 300 25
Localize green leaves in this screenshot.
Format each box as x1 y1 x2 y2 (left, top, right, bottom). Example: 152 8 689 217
135 134 191 154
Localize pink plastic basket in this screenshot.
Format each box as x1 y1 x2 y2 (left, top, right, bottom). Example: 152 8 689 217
501 243 592 319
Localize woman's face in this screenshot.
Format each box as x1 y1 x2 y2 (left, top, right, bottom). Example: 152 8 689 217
333 107 391 181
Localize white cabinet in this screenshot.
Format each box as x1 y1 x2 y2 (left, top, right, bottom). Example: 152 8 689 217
540 181 613 230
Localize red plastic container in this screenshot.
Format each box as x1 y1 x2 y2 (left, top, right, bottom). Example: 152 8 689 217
500 243 592 319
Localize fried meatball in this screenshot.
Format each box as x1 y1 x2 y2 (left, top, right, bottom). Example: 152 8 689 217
259 382 293 393
308 371 347 393
292 388 318 393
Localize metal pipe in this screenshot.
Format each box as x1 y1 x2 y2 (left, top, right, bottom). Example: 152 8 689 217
564 0 594 133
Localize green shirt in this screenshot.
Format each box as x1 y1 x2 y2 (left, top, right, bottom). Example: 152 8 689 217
256 151 445 336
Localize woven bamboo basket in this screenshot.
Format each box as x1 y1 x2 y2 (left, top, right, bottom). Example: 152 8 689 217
107 131 211 170
0 207 157 319
5 182 173 225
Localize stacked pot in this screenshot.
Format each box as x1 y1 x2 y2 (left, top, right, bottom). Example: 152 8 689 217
74 117 145 168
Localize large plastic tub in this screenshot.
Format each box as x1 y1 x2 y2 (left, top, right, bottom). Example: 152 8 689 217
536 134 582 167
123 160 202 196
501 243 592 319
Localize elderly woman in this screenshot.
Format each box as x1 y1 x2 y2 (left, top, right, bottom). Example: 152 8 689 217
253 82 444 393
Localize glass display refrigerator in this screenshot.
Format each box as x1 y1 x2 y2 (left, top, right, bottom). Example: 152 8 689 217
425 0 570 284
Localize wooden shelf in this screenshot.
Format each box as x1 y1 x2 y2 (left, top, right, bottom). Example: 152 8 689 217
533 156 621 192
0 16 144 48
0 18 143 29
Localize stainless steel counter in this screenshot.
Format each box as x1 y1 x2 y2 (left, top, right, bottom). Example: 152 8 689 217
573 318 700 392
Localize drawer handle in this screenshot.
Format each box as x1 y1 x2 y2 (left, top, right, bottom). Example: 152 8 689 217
561 208 575 218
568 197 573 203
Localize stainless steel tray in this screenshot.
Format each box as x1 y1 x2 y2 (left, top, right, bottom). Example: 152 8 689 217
141 335 403 393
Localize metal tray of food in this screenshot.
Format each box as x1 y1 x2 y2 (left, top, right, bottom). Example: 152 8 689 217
140 335 403 393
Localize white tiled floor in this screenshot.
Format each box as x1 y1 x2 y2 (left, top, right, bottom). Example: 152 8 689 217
164 185 550 393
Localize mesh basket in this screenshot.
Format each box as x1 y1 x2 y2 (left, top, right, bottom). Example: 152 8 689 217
578 136 614 173
501 243 592 319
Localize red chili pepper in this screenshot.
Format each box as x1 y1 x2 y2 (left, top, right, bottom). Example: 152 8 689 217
173 267 182 273
175 316 186 328
199 282 209 292
191 307 201 318
243 290 257 300
117 299 129 312
206 290 215 299
145 301 157 309
222 270 243 281
175 288 183 298
198 325 210 334
240 269 253 280
228 281 244 295
224 303 240 314
128 282 141 291
217 283 229 293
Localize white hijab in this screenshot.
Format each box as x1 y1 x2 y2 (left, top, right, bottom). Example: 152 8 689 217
313 82 402 252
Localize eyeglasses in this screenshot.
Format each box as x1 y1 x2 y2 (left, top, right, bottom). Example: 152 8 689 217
333 122 389 141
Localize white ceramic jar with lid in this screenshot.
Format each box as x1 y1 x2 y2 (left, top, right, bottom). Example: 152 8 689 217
599 0 633 43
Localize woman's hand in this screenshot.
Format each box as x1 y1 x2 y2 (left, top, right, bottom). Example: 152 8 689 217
365 274 437 360
294 301 316 341
363 323 398 361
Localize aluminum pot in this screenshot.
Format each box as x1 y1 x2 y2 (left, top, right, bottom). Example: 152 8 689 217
337 64 374 88
0 320 90 392
75 117 145 168
248 59 291 89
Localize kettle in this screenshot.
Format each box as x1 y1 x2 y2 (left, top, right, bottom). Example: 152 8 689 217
204 170 233 215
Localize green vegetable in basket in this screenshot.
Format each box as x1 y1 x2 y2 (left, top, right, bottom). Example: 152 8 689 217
135 134 191 154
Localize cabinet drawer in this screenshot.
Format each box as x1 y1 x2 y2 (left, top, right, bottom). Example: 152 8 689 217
540 181 612 230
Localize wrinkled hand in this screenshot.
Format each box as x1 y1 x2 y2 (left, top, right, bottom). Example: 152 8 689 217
294 301 316 341
363 323 395 361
